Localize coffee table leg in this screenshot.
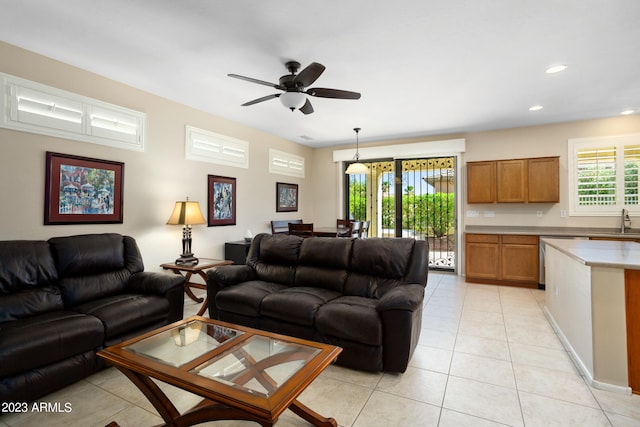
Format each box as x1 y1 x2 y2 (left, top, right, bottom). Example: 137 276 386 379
116 367 180 425
289 399 337 427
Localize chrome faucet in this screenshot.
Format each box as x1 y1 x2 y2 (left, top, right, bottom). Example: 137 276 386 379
621 208 631 233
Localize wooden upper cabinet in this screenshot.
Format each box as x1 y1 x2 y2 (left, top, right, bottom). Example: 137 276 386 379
467 156 559 204
497 159 527 202
467 161 496 203
528 157 560 203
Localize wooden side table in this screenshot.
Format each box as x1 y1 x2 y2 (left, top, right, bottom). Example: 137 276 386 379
160 258 233 316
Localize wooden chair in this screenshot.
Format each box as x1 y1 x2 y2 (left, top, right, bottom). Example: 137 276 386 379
350 221 362 238
361 220 370 238
288 223 314 237
271 219 302 234
336 219 351 237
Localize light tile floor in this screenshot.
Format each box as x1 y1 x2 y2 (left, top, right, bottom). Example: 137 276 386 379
2 272 640 426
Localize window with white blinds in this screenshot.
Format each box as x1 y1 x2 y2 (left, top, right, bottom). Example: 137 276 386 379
185 125 249 168
269 149 305 178
569 134 640 215
1 72 146 151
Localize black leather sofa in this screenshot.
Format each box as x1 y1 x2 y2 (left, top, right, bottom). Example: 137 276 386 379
0 233 185 402
207 233 428 372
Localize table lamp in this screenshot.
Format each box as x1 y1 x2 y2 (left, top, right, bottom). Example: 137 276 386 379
166 197 207 265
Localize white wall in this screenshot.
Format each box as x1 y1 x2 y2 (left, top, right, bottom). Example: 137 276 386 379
312 116 640 230
0 41 313 271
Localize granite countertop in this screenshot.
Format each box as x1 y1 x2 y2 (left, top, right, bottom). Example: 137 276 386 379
464 225 640 239
541 237 640 269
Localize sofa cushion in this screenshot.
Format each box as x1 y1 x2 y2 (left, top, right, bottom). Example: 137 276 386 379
0 240 58 294
0 311 104 377
351 238 414 278
345 238 416 297
261 287 340 326
49 234 129 276
49 234 144 306
298 237 351 269
72 294 169 339
315 296 382 346
258 234 302 265
0 286 63 323
215 281 288 317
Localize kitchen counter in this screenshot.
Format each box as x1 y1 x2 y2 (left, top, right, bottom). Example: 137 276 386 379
543 237 637 394
465 225 640 238
541 237 640 270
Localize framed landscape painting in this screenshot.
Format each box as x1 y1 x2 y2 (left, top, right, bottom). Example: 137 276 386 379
208 175 236 226
44 151 124 224
276 182 298 212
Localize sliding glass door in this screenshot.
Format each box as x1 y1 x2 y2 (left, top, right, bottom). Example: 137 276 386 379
345 156 457 271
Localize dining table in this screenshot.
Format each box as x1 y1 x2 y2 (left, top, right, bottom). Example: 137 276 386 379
313 226 350 237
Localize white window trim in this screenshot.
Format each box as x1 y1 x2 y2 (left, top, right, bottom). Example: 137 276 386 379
269 149 305 178
1 72 145 151
568 133 640 216
185 125 249 169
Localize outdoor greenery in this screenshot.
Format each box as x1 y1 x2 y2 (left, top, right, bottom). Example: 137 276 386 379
349 177 455 238
577 161 639 205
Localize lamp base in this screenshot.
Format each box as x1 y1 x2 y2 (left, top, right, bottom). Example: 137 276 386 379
175 254 199 266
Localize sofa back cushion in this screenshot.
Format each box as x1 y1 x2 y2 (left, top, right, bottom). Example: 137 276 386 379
247 234 302 285
0 240 62 321
295 237 352 292
49 233 144 307
345 238 426 298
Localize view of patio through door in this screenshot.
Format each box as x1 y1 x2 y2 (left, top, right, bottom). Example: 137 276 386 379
345 156 456 271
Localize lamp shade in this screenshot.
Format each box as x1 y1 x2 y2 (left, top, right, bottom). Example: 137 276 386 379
166 200 206 225
280 92 306 110
345 162 369 174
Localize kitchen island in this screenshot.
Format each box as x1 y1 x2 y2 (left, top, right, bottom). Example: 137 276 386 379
542 238 640 395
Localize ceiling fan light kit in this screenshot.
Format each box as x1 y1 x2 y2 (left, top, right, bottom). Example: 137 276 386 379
229 60 361 114
279 91 306 110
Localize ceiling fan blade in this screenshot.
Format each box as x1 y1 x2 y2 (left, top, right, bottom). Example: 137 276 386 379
228 74 284 90
299 98 314 115
294 62 326 87
306 87 361 100
241 93 280 106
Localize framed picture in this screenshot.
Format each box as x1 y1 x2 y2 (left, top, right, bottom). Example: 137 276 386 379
208 175 236 226
44 151 124 225
276 182 298 212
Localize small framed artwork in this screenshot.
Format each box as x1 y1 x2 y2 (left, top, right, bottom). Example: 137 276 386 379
276 182 298 212
208 175 236 226
44 151 124 225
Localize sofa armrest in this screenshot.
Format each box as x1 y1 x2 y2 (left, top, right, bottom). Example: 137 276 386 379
376 284 425 373
206 265 256 290
129 272 185 322
376 284 425 312
129 271 184 295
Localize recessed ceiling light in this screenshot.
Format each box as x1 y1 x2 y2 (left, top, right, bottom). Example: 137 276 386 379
529 105 544 111
621 109 635 115
546 65 568 74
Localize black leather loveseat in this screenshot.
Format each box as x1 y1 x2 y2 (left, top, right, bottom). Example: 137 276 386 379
207 233 428 372
0 233 185 402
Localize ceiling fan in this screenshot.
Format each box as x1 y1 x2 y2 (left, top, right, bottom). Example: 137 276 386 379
228 61 361 114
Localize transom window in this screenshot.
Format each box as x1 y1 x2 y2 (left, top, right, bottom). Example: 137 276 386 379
568 134 640 216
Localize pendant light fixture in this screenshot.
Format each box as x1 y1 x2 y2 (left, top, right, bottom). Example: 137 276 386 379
345 127 368 174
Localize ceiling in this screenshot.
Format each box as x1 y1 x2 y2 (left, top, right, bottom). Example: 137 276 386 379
1 1 639 148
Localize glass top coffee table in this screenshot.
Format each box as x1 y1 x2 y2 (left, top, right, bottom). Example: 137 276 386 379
98 316 342 427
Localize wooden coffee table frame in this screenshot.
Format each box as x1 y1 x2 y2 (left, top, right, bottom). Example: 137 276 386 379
98 316 342 427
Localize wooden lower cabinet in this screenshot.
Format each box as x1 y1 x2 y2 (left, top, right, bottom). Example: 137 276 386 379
625 270 640 394
465 233 539 288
